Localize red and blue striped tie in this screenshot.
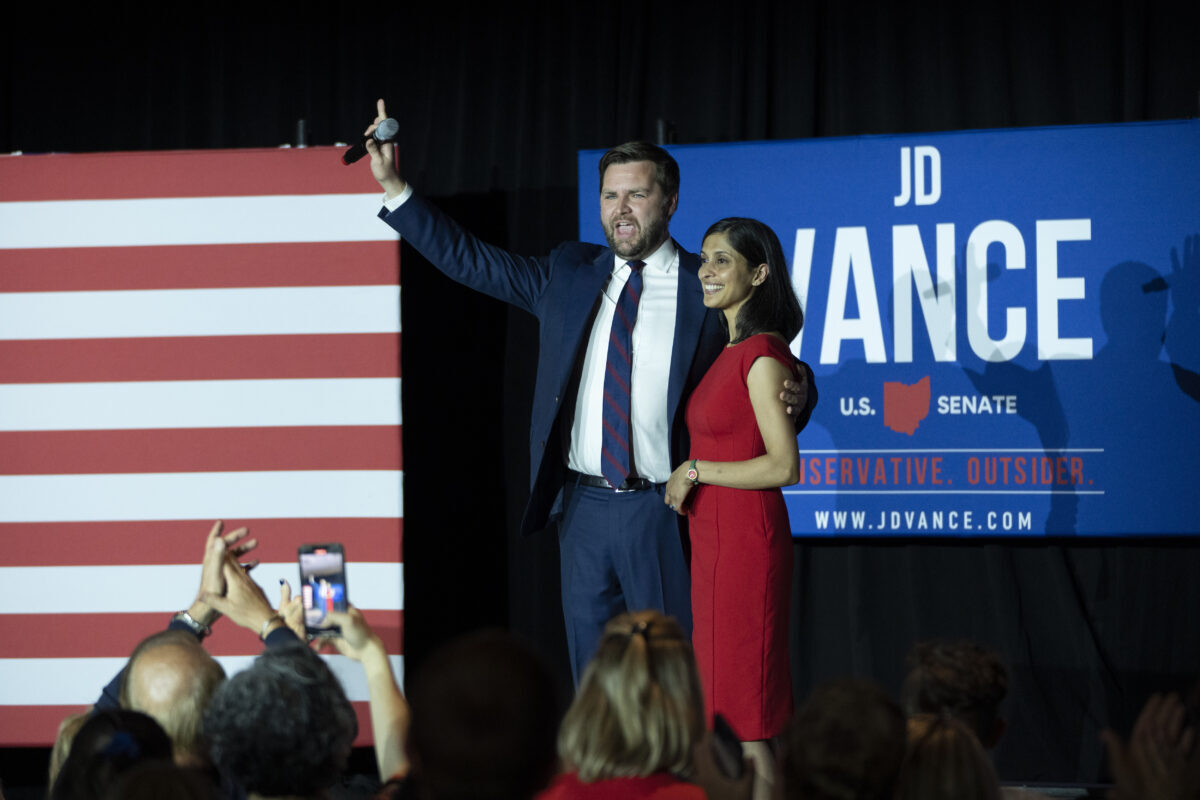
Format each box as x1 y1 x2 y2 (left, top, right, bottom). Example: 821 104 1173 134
601 261 645 489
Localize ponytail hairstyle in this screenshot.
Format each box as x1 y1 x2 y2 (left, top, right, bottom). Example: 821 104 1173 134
704 217 804 344
557 610 704 781
897 715 1001 800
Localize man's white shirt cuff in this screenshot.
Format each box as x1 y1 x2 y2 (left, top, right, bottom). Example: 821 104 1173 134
383 183 414 211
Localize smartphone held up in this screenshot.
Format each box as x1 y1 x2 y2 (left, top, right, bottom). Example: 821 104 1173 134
298 543 348 638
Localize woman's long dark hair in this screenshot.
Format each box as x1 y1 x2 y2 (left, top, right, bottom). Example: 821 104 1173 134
704 217 804 344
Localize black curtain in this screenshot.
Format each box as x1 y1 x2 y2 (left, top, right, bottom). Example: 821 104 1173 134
4 0 1199 784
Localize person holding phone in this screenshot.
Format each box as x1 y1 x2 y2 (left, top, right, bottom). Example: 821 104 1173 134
663 218 804 779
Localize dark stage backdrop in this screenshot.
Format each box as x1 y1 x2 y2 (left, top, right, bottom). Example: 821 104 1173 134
4 0 1199 784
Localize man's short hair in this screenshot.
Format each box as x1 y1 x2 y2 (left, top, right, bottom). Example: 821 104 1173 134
202 642 357 797
779 679 907 800
407 629 560 800
120 630 226 761
598 141 680 202
900 640 1008 744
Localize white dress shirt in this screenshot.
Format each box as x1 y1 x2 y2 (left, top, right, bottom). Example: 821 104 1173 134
384 185 680 483
567 239 679 483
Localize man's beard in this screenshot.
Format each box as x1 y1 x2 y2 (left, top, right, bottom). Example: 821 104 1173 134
604 211 669 259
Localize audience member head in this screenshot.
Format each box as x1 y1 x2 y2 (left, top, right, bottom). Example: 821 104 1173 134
778 679 906 800
558 610 704 782
102 761 219 800
48 711 90 787
50 709 174 800
120 629 227 765
901 640 1008 748
896 714 1001 800
406 629 560 800
202 641 357 799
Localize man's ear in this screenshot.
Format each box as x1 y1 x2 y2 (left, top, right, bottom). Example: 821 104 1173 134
665 193 679 219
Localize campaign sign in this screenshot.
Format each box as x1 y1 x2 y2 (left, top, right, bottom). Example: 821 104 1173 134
579 121 1200 536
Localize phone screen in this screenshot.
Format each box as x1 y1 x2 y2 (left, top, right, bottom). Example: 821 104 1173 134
298 544 347 635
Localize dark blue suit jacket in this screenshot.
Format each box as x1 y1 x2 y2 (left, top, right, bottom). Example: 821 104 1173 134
379 193 727 534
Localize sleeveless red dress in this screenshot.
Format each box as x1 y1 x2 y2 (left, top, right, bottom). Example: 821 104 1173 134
685 333 794 741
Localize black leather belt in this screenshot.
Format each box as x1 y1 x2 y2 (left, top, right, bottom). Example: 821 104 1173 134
575 472 659 493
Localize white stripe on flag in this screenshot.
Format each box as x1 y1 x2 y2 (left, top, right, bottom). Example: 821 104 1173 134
0 286 400 340
0 378 401 431
0 194 397 248
0 654 404 705
0 470 403 522
0 562 403 614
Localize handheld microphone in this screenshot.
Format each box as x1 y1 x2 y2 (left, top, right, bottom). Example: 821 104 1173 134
342 117 400 165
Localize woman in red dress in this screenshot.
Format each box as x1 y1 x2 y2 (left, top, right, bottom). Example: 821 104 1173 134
664 217 805 779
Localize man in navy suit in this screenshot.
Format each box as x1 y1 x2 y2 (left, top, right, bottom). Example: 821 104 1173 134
363 100 814 681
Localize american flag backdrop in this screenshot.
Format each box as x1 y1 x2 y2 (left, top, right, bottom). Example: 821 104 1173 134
0 147 403 746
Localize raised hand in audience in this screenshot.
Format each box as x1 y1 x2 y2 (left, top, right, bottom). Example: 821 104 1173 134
276 579 305 640
202 554 290 642
186 520 257 629
1103 691 1200 800
324 607 410 782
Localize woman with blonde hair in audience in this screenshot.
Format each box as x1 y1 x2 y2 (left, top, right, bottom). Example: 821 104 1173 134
896 714 1001 800
540 610 709 799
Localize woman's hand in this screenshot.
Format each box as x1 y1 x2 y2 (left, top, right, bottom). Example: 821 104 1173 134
277 580 305 641
322 606 385 663
664 462 695 515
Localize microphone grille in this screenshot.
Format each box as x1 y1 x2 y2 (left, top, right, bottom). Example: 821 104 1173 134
375 117 400 142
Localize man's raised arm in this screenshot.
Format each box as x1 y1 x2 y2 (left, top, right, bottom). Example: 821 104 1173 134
365 98 407 201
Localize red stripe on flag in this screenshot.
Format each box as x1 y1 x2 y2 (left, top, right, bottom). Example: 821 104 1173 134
0 334 400 384
0 705 92 747
0 426 402 475
0 610 404 659
0 702 387 748
0 519 403 566
0 147 405 749
0 242 399 293
0 148 382 202
350 701 379 748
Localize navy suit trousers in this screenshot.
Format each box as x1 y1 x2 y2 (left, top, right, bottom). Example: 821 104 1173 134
557 475 692 683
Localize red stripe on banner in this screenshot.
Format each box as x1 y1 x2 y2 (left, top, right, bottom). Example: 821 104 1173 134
0 519 404 566
0 242 399 293
0 426 402 475
0 702 386 748
0 148 382 202
351 701 377 748
0 705 92 747
0 334 401 384
0 610 404 659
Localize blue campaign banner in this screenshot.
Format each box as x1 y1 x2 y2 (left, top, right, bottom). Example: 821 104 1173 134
579 120 1200 537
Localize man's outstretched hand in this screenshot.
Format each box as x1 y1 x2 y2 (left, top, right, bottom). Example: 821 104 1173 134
366 98 406 200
